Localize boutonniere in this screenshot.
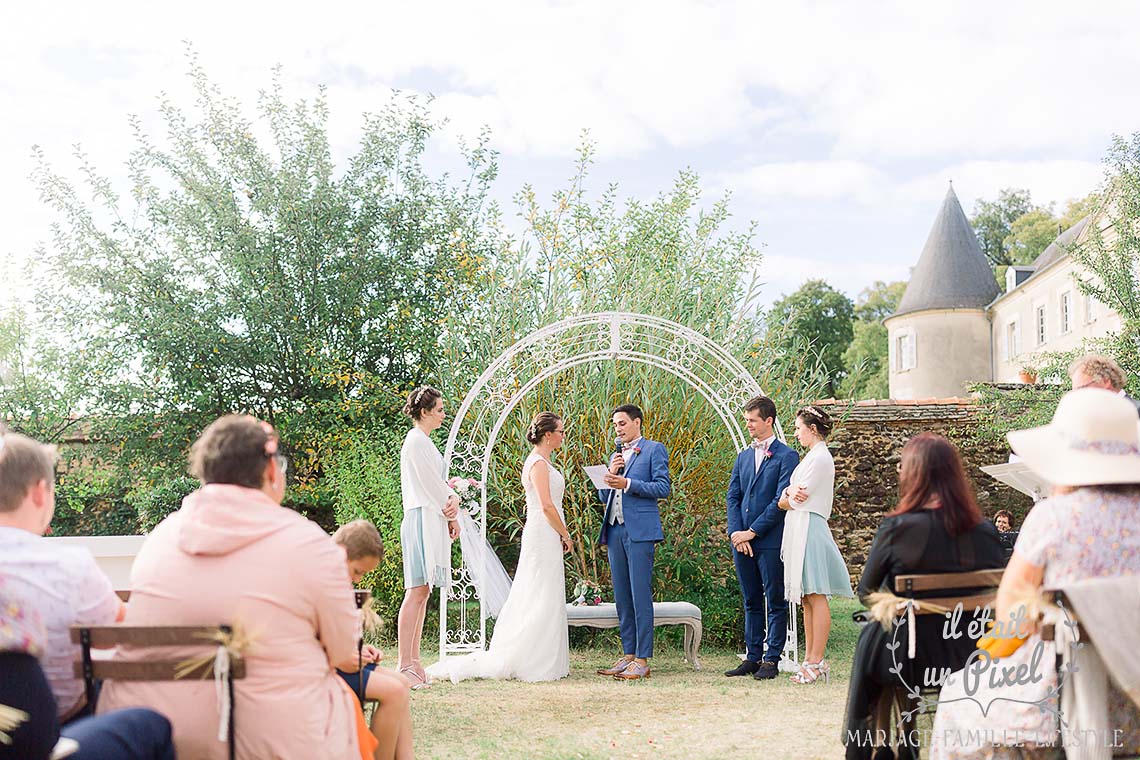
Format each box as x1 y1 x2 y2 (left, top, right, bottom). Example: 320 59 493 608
631 447 641 456
764 449 773 459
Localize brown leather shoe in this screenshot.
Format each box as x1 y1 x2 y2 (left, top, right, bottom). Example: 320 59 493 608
596 657 633 676
613 661 650 680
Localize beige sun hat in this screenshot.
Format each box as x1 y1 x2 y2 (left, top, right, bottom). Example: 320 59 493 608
1008 388 1140 487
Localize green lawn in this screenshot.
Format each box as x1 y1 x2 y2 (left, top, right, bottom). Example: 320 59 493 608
405 598 864 759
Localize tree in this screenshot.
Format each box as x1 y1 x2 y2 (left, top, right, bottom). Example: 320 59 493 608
0 305 133 445
852 280 906 322
425 146 829 644
972 190 1099 276
839 320 889 400
1070 134 1140 342
970 188 1035 267
30 60 500 484
1059 194 1100 229
765 280 854 396
0 306 86 442
1005 208 1059 265
840 280 905 400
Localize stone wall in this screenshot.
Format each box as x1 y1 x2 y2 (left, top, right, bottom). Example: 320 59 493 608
818 397 1033 585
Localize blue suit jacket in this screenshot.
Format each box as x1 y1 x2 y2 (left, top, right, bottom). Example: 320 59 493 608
726 439 799 550
597 438 671 545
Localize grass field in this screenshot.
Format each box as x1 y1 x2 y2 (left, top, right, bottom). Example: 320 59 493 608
403 597 864 759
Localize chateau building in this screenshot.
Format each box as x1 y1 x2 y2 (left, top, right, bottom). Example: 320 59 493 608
884 185 1122 399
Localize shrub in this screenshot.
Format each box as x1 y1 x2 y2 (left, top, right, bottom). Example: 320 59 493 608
325 429 408 637
126 476 199 532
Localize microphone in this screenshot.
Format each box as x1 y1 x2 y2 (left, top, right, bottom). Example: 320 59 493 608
614 436 625 475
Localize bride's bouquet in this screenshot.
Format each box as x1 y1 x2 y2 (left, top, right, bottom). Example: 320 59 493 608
447 476 481 515
572 578 604 606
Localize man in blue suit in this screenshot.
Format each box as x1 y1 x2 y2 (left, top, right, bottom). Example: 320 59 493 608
724 395 799 680
595 403 671 681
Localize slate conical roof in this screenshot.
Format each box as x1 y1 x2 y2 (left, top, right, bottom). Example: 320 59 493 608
892 185 1000 318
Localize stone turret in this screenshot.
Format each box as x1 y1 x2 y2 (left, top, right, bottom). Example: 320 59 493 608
884 185 999 399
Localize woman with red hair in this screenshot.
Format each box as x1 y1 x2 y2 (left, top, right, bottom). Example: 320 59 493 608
842 433 1005 760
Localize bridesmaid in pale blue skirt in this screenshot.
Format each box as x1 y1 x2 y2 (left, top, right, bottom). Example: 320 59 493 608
397 386 461 689
779 405 854 684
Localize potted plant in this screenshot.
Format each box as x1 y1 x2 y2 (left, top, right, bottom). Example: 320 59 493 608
1018 360 1038 384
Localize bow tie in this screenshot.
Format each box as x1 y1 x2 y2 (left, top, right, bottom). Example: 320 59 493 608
750 440 768 449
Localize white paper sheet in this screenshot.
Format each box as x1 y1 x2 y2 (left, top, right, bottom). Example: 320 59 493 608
583 465 612 490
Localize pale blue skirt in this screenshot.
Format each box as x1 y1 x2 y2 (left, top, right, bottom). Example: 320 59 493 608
401 507 428 589
801 513 854 598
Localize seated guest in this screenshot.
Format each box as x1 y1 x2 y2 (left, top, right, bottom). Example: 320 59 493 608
332 519 413 760
0 592 174 760
992 509 1018 563
98 415 364 759
843 433 1005 760
0 432 125 721
931 389 1140 758
0 592 59 760
0 434 174 760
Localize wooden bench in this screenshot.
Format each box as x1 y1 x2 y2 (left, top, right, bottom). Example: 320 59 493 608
877 567 1005 758
565 601 702 669
71 624 246 760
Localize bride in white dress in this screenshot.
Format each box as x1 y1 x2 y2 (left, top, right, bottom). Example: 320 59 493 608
428 412 574 683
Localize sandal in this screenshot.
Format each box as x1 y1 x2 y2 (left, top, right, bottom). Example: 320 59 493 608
790 661 826 684
399 666 431 690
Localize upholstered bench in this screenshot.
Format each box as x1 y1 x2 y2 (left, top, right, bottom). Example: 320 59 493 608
565 601 703 670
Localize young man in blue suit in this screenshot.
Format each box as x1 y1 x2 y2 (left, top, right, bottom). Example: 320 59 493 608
724 395 799 680
596 404 672 681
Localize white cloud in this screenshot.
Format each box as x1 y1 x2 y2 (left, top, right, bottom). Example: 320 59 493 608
3 0 1136 301
900 160 1105 213
713 161 887 203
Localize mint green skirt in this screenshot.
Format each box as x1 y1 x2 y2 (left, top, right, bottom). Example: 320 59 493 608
801 513 854 598
401 507 428 589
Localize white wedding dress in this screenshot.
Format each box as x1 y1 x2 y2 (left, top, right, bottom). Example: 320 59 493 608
427 453 570 683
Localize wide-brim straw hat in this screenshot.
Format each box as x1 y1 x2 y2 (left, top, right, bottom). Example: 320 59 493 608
1008 388 1140 487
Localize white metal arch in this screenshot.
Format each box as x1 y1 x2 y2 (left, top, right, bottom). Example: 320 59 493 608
438 311 796 667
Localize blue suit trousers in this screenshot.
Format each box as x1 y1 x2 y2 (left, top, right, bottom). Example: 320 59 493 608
732 544 787 663
606 521 656 659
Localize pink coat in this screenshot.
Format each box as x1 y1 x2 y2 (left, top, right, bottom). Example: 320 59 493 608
99 484 360 760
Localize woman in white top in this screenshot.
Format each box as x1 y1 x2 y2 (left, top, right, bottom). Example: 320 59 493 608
398 386 460 688
779 405 854 684
427 412 574 683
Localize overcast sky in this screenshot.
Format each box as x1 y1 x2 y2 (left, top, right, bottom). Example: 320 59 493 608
5 1 1138 307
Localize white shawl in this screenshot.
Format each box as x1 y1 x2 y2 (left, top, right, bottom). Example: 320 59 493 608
780 442 835 605
400 427 457 590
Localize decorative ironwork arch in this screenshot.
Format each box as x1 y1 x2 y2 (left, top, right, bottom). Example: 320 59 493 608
439 311 797 667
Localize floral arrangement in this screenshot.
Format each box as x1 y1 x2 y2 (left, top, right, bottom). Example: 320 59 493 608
447 476 481 514
572 578 604 606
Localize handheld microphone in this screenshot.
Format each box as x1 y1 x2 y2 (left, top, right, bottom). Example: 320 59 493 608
614 436 625 475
